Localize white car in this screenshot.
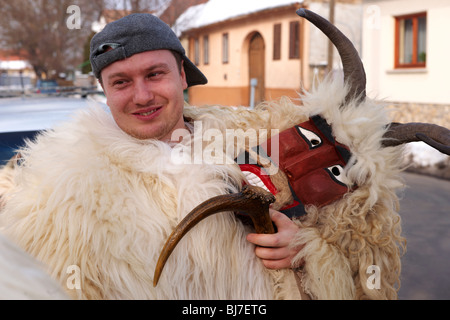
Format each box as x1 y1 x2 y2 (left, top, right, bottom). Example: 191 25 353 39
0 95 107 166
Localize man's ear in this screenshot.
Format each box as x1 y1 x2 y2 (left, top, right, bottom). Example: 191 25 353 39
180 60 188 90
98 76 105 91
98 76 109 106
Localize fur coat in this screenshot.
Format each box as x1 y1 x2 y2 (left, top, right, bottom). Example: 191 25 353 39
0 78 405 299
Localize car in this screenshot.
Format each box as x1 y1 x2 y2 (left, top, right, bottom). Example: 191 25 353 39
35 79 59 94
0 95 107 166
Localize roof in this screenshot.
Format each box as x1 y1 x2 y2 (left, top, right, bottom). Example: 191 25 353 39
0 60 31 70
0 50 31 71
173 0 303 36
0 50 29 62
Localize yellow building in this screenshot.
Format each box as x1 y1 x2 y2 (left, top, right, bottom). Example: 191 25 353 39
176 0 363 107
176 0 307 107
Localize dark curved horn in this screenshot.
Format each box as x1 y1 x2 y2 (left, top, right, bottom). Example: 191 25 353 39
153 185 275 286
296 9 366 103
382 122 450 155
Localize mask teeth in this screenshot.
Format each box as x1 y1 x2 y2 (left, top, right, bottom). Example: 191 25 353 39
242 171 270 192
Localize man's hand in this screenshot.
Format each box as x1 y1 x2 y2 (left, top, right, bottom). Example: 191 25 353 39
246 209 303 269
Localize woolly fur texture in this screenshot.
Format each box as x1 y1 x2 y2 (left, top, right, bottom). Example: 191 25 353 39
0 78 406 299
291 79 406 299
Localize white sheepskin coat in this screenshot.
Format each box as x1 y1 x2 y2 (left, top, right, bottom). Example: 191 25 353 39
0 233 69 300
0 78 406 299
0 104 300 300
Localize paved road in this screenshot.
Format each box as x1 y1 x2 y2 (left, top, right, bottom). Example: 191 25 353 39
397 172 450 300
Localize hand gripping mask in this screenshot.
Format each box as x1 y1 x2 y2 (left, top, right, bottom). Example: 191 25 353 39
236 115 352 218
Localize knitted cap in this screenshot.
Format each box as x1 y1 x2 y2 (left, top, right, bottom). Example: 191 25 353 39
90 13 207 87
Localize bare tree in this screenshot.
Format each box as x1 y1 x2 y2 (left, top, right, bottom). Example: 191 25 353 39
0 0 104 79
159 0 208 26
103 0 171 14
126 0 171 14
0 0 196 79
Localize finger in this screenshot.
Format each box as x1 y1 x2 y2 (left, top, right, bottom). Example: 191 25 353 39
247 211 299 246
269 209 295 229
254 246 289 261
246 232 283 248
261 257 292 270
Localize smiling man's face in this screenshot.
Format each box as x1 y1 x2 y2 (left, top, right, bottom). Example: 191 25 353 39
101 49 188 141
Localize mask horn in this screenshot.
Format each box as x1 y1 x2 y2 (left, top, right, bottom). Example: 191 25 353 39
297 8 366 104
153 185 275 286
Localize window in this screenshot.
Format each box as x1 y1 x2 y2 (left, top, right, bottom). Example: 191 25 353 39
289 21 300 59
203 35 209 65
273 23 281 60
222 33 229 64
395 12 426 68
194 38 200 66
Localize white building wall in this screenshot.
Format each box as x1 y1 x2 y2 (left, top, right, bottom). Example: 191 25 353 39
308 2 363 67
362 0 450 104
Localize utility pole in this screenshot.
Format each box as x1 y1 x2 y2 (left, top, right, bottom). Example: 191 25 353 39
327 0 335 75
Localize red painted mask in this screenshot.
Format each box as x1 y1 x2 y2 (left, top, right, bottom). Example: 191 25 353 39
237 115 352 218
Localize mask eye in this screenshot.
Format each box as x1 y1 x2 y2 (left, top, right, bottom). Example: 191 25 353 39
296 126 322 149
326 164 347 186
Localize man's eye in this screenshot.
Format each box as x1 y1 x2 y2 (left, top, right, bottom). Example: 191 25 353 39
148 71 162 78
113 80 127 86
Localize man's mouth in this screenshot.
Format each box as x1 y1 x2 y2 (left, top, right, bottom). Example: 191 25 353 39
133 107 162 119
139 109 159 116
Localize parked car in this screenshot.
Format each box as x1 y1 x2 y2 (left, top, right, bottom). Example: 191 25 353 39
0 95 107 166
35 79 59 94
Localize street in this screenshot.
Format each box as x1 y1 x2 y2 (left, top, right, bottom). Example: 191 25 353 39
397 172 450 300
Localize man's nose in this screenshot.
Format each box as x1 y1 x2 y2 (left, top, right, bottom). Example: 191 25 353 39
133 80 154 105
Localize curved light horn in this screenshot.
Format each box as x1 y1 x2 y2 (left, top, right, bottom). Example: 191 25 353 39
296 8 366 103
153 185 275 286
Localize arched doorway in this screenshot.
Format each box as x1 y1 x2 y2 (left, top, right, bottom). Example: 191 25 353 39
248 32 265 107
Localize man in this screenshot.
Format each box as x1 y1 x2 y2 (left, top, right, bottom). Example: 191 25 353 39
0 12 406 300
0 13 305 299
92 14 301 270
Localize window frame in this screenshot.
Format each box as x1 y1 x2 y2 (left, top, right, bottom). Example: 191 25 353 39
222 33 229 64
203 35 209 65
273 23 282 60
289 21 300 59
194 37 200 66
394 11 427 69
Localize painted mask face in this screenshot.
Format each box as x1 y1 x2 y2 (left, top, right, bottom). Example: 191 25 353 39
238 115 352 218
